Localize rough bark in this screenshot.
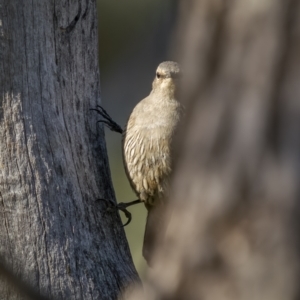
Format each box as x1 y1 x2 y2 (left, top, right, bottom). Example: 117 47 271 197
127 0 300 299
0 0 138 299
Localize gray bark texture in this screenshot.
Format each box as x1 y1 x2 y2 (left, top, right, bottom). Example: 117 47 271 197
0 0 139 299
126 0 300 299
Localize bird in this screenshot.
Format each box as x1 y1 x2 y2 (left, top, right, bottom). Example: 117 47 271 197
94 61 183 266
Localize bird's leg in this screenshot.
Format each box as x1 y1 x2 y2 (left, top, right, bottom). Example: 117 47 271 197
90 105 123 134
98 198 142 227
117 199 143 226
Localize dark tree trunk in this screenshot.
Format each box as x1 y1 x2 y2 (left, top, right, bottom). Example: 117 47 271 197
0 0 138 299
128 0 300 299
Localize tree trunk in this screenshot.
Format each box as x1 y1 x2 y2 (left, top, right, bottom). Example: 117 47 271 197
128 0 300 299
0 1 138 299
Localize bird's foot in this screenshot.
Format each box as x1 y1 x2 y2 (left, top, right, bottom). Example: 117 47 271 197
91 105 123 134
98 198 142 227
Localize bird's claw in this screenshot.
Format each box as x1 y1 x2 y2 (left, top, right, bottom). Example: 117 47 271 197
91 105 123 134
117 205 132 227
97 198 132 226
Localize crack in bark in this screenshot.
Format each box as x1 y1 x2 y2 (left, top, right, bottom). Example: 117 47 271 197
82 0 89 20
60 2 82 34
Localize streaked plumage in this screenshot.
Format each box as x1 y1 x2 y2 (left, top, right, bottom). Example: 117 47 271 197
122 61 183 265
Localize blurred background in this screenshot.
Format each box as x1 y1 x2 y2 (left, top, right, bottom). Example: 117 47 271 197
96 0 179 276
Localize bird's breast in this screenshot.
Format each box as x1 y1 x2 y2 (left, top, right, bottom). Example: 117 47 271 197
123 124 172 205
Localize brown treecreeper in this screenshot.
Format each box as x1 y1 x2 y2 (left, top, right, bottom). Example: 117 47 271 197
94 61 183 265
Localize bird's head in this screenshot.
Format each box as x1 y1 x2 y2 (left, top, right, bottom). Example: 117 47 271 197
152 61 181 99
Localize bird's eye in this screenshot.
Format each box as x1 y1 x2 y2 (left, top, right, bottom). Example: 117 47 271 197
156 73 161 79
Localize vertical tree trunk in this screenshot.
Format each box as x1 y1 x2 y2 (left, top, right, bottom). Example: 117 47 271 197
0 0 138 299
128 0 300 299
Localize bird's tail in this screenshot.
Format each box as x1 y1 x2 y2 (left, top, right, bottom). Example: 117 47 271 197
143 202 167 267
